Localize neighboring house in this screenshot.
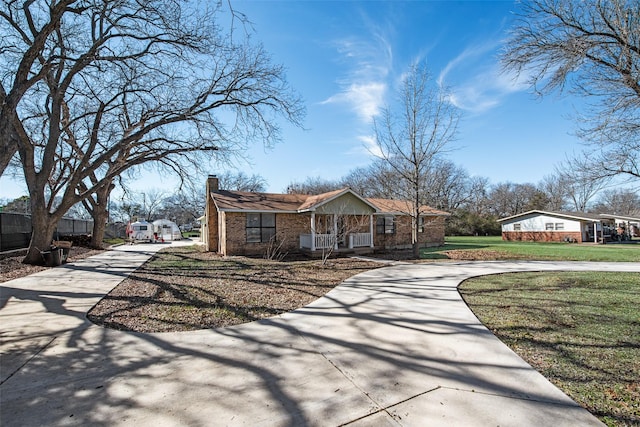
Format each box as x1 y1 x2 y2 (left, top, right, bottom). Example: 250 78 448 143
203 175 449 256
498 210 640 243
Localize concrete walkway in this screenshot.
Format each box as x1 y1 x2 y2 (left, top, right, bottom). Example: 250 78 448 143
1 244 638 426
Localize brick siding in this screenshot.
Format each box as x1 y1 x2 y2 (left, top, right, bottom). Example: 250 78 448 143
374 216 446 249
222 212 310 256
420 216 447 246
209 207 447 256
502 231 583 243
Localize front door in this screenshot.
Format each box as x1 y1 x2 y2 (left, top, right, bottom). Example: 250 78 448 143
337 217 346 247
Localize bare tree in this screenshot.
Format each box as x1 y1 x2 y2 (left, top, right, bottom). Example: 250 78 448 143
340 166 377 197
340 160 399 199
126 189 168 222
538 174 569 211
423 159 473 211
502 0 640 180
555 158 612 211
286 177 341 195
464 176 492 216
371 62 460 257
591 188 640 215
488 182 546 218
158 192 205 227
218 171 267 192
1 1 304 264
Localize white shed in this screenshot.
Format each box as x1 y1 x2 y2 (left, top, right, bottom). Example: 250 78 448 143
152 219 182 241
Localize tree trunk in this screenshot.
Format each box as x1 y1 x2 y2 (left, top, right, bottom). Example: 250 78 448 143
90 206 108 249
88 181 113 248
0 135 18 176
412 241 420 259
22 205 57 265
0 107 20 177
412 195 421 259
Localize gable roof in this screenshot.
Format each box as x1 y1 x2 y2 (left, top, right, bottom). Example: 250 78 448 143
497 210 631 223
211 189 448 216
367 198 450 216
297 188 380 212
211 190 307 213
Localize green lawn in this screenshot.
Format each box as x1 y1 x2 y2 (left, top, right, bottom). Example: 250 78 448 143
422 236 640 262
104 237 125 246
459 272 640 426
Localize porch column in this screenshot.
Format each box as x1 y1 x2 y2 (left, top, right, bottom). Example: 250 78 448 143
311 213 316 251
594 221 598 244
369 214 374 248
333 214 338 249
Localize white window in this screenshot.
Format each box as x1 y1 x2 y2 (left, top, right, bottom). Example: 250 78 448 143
555 223 564 230
545 223 554 231
514 223 521 231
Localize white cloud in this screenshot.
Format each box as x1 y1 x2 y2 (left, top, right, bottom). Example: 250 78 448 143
322 31 392 123
357 134 383 158
438 40 531 114
322 82 386 122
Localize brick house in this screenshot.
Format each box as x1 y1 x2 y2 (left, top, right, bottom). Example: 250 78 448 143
498 210 640 243
203 175 449 256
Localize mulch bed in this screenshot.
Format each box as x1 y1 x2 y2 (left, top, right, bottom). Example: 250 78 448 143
87 247 384 332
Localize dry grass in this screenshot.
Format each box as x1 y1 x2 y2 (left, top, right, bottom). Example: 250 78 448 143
87 245 383 332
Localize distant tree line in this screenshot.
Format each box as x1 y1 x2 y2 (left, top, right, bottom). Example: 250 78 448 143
284 159 640 236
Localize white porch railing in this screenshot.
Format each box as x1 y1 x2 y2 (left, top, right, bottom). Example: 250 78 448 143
299 233 336 250
349 233 372 248
301 233 373 250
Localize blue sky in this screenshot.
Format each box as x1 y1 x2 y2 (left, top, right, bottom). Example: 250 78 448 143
1 1 586 200
241 0 583 193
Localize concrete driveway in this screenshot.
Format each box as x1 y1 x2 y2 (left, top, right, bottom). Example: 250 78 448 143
1 243 638 426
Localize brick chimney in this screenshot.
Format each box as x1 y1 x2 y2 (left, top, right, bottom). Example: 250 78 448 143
204 174 219 252
206 174 219 193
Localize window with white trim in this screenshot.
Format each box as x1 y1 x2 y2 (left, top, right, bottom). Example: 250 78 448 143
555 223 564 230
545 223 554 231
513 223 521 231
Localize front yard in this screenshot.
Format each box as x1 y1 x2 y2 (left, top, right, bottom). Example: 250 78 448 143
459 272 640 427
423 235 640 261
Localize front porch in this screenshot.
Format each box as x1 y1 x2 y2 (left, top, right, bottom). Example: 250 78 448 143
298 211 375 252
299 232 374 251
298 243 377 258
